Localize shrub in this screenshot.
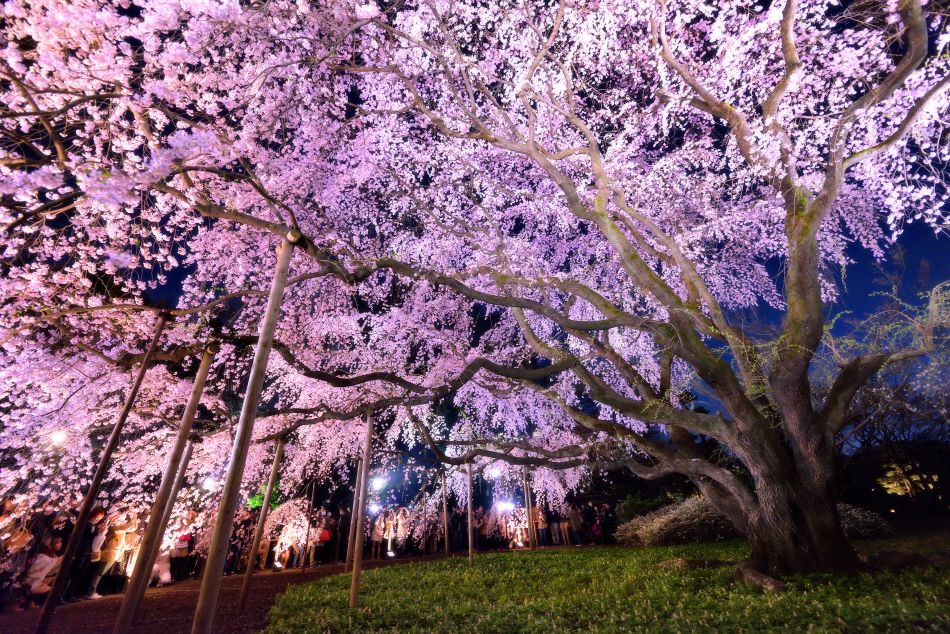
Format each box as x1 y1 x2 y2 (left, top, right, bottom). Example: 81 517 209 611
615 492 685 523
615 496 738 546
838 503 893 539
614 497 891 546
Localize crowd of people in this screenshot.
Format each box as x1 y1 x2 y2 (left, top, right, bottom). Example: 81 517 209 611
0 499 142 613
1 492 616 614
463 501 617 551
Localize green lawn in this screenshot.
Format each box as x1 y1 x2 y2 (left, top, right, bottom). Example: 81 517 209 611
267 537 949 633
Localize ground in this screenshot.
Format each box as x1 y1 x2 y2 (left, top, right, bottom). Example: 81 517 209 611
2 534 946 633
0 557 438 634
267 535 950 633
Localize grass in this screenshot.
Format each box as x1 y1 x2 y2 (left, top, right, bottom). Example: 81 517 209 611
266 536 950 633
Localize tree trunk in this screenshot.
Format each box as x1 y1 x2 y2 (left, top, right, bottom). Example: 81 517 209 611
705 432 861 575
744 484 857 575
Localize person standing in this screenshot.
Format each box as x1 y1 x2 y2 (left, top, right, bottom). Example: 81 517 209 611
371 512 385 560
80 511 110 599
534 506 549 546
568 505 584 545
476 506 489 551
559 508 571 545
549 508 561 546
335 505 351 564
87 510 137 598
394 507 410 556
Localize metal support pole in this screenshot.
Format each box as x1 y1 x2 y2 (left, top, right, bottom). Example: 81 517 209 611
523 464 536 550
300 478 315 573
441 470 450 557
466 462 474 566
36 314 169 634
344 457 363 573
237 436 284 611
191 233 297 634
348 411 374 609
114 344 217 633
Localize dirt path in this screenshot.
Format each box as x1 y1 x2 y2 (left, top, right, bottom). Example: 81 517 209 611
0 555 446 634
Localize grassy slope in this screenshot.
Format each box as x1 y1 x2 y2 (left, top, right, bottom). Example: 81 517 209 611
267 536 949 633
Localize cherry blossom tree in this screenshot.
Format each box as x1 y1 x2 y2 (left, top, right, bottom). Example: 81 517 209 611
2 0 948 579
318 0 950 574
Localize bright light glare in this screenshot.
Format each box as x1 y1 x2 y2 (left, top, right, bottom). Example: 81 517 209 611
386 550 395 558
368 503 382 514
497 501 515 512
488 466 502 479
202 477 217 491
50 430 68 446
371 476 387 491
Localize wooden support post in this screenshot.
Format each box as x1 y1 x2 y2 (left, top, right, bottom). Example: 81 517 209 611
114 344 217 634
36 314 169 634
348 411 374 609
237 436 285 611
441 470 450 557
191 233 297 634
466 462 474 566
344 457 363 573
300 478 315 573
158 440 194 548
523 464 536 550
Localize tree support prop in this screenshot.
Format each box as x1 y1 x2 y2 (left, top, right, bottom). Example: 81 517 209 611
35 314 169 634
190 233 297 634
237 436 285 611
467 462 474 566
344 457 363 573
441 470 450 557
523 464 536 550
301 477 316 573
348 411 374 609
113 344 217 634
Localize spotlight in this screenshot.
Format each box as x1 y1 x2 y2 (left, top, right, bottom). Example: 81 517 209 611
371 476 387 491
369 503 381 514
50 430 68 446
202 477 217 491
488 466 502 479
498 501 515 512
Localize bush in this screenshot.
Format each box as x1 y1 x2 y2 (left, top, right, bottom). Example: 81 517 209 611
615 496 738 546
615 492 685 523
615 497 892 547
838 503 894 539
